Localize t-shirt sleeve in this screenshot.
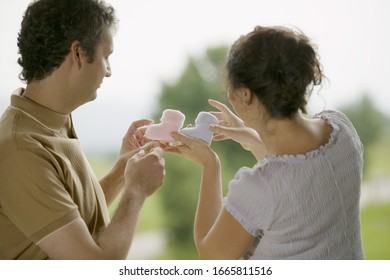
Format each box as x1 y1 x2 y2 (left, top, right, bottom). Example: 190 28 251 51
0 150 80 243
223 165 274 236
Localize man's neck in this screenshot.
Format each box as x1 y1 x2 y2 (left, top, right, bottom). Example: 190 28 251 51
23 70 77 115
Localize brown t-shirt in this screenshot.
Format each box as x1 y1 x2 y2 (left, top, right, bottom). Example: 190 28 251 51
0 88 110 259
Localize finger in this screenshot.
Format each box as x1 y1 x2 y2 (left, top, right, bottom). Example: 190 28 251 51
133 119 154 127
209 111 225 121
208 124 227 134
130 149 145 161
209 124 240 138
164 144 189 156
123 135 142 149
163 145 178 154
137 141 155 152
212 134 229 141
127 119 154 135
219 120 229 127
209 112 229 121
149 146 164 157
135 128 146 144
170 131 199 147
137 126 156 146
138 125 148 135
208 99 233 115
158 142 170 150
122 119 154 148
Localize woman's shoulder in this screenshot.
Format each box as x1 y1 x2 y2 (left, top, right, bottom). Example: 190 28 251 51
314 110 354 128
314 109 361 139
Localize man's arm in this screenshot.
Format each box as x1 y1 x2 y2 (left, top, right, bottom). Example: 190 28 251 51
37 191 144 259
38 148 165 259
99 154 127 207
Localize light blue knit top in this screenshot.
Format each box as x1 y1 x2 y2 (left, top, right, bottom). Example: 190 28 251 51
223 110 364 259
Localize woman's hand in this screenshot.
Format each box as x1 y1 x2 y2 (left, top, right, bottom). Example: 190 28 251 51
165 131 218 167
208 99 265 160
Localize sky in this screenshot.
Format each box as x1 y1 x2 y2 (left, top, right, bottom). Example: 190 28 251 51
1 0 389 153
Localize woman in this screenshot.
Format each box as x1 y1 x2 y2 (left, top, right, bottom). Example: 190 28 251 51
166 26 364 259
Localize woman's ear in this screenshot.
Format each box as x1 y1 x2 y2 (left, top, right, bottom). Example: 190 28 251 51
240 87 254 105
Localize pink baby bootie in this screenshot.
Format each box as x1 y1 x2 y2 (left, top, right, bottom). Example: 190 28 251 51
144 109 186 142
181 112 218 145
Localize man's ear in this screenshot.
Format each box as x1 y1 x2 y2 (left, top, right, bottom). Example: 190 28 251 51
70 41 83 69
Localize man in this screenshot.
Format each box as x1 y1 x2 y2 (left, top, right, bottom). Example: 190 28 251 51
0 0 165 259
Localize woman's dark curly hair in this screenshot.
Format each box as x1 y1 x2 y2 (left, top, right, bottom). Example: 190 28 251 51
17 0 118 83
226 26 323 118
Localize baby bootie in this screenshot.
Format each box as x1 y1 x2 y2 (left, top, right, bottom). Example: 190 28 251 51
145 109 186 142
181 112 218 145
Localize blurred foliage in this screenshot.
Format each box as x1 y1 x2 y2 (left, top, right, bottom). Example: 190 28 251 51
340 94 389 148
152 47 390 259
152 46 256 259
87 91 390 259
88 49 390 260
340 94 390 177
363 136 390 180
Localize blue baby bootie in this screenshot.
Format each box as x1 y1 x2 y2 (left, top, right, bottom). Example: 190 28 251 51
181 112 219 145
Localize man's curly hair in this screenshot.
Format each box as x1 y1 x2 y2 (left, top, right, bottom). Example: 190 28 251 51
17 0 118 83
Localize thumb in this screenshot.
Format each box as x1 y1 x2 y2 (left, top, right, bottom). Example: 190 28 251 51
149 146 164 157
170 131 198 146
130 149 145 161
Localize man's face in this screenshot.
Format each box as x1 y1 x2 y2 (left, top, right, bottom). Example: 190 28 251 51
76 28 114 105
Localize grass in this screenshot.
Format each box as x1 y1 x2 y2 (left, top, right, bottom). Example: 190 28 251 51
360 135 390 259
361 203 390 259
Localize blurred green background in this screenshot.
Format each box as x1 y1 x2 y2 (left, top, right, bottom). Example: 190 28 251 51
88 46 390 260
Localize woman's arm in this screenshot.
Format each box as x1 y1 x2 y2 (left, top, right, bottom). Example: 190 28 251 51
167 132 254 259
194 156 254 259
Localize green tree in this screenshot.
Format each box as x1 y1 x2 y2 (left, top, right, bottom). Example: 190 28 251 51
340 94 388 176
151 46 389 259
341 95 385 146
152 46 256 259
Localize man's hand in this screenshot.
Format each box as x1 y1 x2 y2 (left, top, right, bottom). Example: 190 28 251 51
120 119 154 156
38 147 166 260
101 119 157 206
124 147 165 199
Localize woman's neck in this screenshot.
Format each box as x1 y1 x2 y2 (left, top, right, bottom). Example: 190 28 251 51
252 113 332 156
